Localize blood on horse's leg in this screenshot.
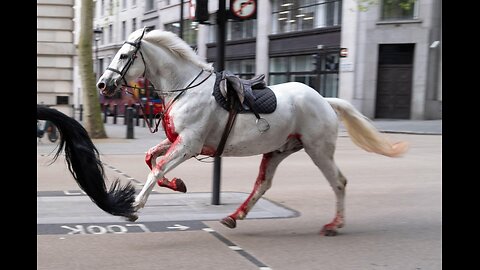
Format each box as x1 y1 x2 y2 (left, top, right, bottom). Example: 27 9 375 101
157 177 187 193
144 139 186 192
305 147 347 236
221 150 294 228
319 170 347 236
134 136 192 211
145 139 171 170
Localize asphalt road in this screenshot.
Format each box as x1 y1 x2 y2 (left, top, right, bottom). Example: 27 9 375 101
37 130 441 270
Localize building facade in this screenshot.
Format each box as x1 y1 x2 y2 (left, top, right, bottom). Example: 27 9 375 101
339 0 442 119
37 0 76 116
73 0 441 120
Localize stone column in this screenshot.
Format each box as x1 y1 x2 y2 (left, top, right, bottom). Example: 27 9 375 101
255 0 271 82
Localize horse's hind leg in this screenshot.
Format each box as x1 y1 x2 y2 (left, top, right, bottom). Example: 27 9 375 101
221 149 298 228
305 146 347 236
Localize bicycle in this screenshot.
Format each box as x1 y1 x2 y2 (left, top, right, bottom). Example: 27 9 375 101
37 120 59 142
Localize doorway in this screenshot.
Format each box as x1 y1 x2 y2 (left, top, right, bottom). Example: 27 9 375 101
375 44 414 119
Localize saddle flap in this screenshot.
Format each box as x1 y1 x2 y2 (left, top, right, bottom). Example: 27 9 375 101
219 72 245 104
213 71 277 115
219 71 268 106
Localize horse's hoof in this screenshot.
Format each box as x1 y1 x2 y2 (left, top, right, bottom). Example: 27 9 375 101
220 216 236 229
321 229 338 236
126 214 138 222
320 225 338 236
174 178 187 193
132 202 142 211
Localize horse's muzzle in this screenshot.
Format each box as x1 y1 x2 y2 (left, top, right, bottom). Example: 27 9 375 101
97 79 119 97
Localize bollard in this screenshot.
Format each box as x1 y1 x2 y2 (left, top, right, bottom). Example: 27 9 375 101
79 104 83 121
113 104 118 124
149 103 154 126
103 103 108 123
135 104 140 126
124 104 128 125
126 107 134 139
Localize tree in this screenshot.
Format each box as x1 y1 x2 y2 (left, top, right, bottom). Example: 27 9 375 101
78 0 107 138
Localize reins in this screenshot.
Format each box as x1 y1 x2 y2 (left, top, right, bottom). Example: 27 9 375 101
103 29 226 162
106 27 213 133
122 70 212 133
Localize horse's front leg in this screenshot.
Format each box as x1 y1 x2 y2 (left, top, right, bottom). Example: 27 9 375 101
133 136 196 213
145 139 171 170
145 139 187 193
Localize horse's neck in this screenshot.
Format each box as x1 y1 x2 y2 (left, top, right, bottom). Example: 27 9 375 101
142 43 202 102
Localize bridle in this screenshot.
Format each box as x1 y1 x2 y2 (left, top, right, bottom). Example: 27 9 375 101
104 27 212 133
106 28 147 89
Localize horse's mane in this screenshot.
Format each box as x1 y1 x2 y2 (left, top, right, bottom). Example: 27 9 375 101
141 30 213 72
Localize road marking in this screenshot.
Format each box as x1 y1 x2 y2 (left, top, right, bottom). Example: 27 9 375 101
37 221 204 235
102 162 144 186
203 226 271 270
166 224 190 231
228 245 243 251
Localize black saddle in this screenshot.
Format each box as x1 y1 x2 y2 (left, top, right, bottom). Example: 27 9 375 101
212 71 277 114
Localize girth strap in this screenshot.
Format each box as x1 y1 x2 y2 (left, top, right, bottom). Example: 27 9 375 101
214 91 239 157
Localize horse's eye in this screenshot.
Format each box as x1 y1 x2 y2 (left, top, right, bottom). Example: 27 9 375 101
119 54 128 60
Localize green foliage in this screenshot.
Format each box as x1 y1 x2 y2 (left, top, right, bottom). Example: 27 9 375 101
355 0 416 12
356 0 379 12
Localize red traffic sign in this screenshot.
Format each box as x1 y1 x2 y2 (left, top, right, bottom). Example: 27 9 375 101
230 0 257 20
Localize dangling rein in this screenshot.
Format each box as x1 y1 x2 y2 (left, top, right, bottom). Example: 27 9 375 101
122 70 212 133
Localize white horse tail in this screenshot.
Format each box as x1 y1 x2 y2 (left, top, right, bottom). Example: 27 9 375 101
325 98 408 157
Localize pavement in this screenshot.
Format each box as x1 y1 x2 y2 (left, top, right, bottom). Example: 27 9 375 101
37 118 442 270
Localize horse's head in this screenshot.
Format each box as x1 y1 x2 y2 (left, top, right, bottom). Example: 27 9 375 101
97 28 148 97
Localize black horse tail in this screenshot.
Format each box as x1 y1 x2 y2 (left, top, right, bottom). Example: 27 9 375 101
37 105 136 218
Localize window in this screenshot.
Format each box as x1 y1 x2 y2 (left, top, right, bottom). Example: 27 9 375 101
132 0 137 7
101 0 105 16
270 55 315 87
145 0 155 12
122 21 126 40
272 0 342 34
269 53 339 97
132 18 137 32
381 0 418 21
208 14 256 42
108 0 114 15
56 96 69 105
228 19 256 40
122 0 127 9
108 24 113 43
164 20 199 46
99 58 104 75
226 59 256 79
99 27 104 45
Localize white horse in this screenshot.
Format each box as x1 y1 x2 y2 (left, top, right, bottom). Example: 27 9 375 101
97 29 408 236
